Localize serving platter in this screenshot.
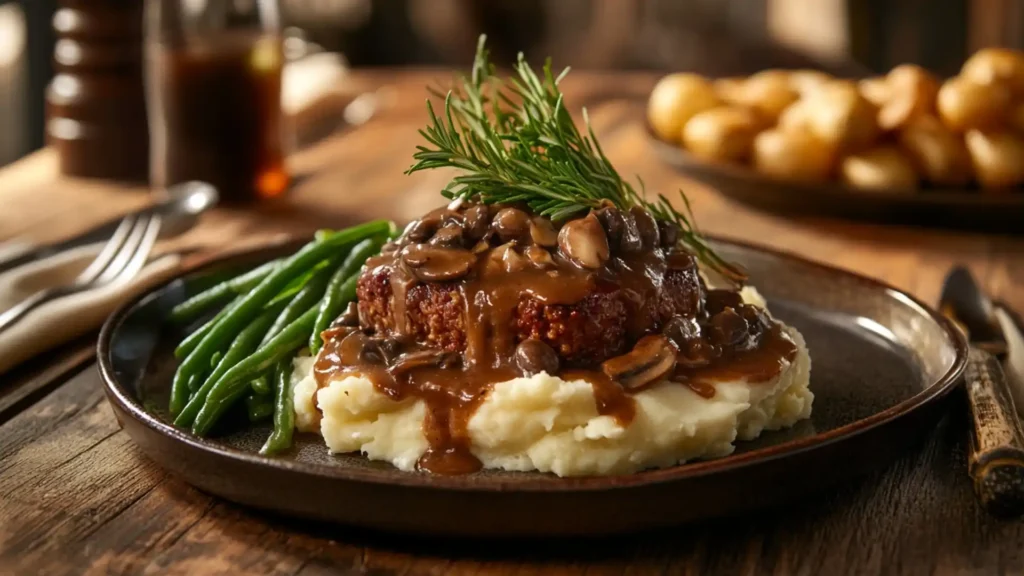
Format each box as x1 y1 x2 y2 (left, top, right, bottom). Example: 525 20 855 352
648 132 1024 233
98 238 967 537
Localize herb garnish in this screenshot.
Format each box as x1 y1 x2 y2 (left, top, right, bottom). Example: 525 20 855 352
406 35 746 283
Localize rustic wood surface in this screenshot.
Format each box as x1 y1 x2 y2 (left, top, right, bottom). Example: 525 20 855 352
1 69 1023 575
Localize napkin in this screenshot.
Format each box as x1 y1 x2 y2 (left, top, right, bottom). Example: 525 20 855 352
0 243 181 374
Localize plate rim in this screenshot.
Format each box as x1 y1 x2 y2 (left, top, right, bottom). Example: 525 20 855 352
97 236 968 493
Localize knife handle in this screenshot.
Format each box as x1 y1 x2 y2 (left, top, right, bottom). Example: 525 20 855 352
965 348 1024 517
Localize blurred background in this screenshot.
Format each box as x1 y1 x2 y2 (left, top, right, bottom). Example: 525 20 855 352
0 0 1021 170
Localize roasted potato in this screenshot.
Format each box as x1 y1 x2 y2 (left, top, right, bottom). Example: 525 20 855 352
753 128 834 181
740 70 800 121
682 106 761 163
897 115 972 186
961 47 1024 96
840 145 920 191
964 129 1024 189
713 77 746 105
789 69 832 97
858 77 891 107
647 73 721 143
777 99 813 133
1010 102 1024 134
936 76 1012 132
804 81 880 152
878 64 940 130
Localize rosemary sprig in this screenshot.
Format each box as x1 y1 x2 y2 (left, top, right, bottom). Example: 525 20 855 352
405 35 746 283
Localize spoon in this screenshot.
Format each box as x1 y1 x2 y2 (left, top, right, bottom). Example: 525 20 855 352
0 181 219 275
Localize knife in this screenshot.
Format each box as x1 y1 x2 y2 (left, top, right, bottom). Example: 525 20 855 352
939 266 1024 517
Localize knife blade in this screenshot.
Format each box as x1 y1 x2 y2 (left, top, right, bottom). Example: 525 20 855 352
939 266 1024 517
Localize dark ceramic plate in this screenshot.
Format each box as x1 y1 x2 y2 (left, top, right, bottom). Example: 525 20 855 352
648 132 1024 233
98 238 968 537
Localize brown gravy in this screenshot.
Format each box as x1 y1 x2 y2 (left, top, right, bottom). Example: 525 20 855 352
312 204 798 474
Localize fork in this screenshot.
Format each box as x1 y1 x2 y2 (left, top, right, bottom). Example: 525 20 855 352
0 213 163 333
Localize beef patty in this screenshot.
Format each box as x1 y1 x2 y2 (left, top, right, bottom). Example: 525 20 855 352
356 258 704 366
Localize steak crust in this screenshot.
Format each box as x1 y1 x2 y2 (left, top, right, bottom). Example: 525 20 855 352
356 262 703 366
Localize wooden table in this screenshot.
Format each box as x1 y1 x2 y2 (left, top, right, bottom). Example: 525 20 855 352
1 70 1023 575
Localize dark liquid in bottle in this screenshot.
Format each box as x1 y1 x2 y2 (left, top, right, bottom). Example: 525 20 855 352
151 31 288 202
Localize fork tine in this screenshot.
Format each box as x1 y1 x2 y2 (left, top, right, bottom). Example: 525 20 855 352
112 214 162 285
95 215 152 285
75 215 137 284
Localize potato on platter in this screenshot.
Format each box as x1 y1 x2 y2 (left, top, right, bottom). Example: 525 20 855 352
804 81 881 152
647 73 721 143
858 77 891 107
961 47 1024 96
964 129 1024 189
878 64 940 130
788 69 833 96
897 115 972 186
730 70 800 121
753 128 834 181
840 145 920 191
936 76 1012 132
713 77 746 105
1009 102 1024 134
777 99 813 133
682 106 761 163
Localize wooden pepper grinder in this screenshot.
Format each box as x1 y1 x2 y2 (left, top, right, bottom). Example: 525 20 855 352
46 0 149 182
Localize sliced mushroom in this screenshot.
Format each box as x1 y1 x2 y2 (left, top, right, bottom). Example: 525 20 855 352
601 335 679 390
524 245 556 269
557 213 610 269
665 250 697 271
463 204 490 241
529 217 559 247
658 220 680 248
515 338 560 376
501 244 529 273
331 301 360 328
629 206 660 249
707 308 750 347
493 207 531 241
595 205 625 246
400 244 476 282
617 210 643 254
390 349 452 376
429 223 465 248
403 212 443 243
338 331 384 365
662 316 701 347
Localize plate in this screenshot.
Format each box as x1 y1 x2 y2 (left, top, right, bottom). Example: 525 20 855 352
98 238 968 537
648 132 1024 233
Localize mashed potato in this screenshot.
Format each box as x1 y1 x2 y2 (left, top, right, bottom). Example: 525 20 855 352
293 288 813 476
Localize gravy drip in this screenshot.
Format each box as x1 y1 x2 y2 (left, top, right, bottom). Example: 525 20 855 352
313 203 799 474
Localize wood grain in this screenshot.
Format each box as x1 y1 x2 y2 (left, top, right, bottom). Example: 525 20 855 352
1 69 1024 574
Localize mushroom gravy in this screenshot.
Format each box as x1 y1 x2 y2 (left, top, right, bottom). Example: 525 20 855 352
313 202 797 474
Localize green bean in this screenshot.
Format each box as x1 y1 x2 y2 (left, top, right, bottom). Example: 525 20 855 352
246 392 275 422
169 260 280 325
190 305 320 436
260 359 296 455
251 256 339 394
174 295 242 359
209 351 222 368
169 220 391 417
173 301 284 427
310 237 385 354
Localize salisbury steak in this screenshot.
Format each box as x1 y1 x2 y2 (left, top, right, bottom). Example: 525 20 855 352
356 258 704 366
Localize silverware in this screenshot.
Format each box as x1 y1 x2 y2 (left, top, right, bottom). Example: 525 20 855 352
939 266 1024 517
0 181 217 275
0 214 162 333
